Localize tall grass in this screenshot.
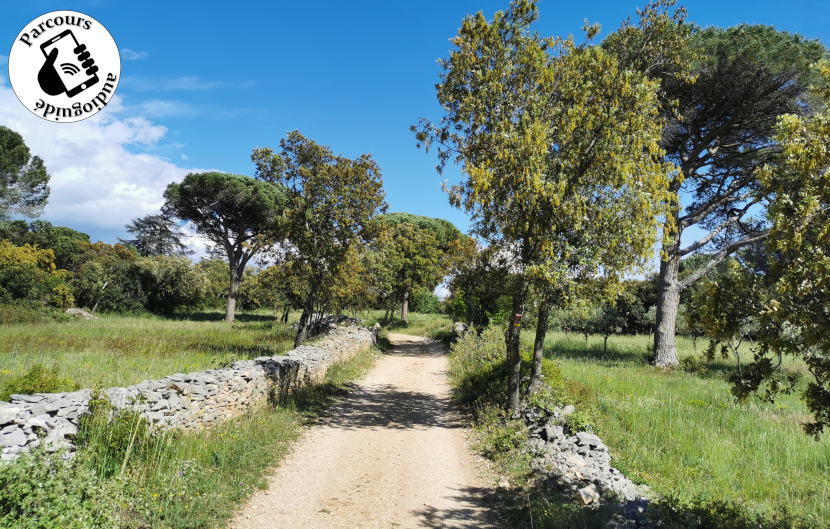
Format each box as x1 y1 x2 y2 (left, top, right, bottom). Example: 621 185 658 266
540 331 830 526
0 310 299 390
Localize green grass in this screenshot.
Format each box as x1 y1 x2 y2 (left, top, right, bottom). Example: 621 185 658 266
365 310 454 341
0 310 299 390
539 331 830 526
0 335 382 529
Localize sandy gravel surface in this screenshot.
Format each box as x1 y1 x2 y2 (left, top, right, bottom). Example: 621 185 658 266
231 333 497 529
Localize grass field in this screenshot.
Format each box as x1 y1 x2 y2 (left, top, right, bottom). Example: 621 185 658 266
0 310 300 390
538 332 830 526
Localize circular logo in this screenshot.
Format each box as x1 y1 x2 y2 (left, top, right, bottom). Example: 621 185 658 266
8 11 121 123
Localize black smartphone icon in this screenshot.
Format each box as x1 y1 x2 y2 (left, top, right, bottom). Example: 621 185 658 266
40 29 99 98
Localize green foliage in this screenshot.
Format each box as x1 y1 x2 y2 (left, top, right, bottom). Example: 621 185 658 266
416 0 674 408
0 363 79 401
0 447 120 529
751 61 830 436
607 10 829 362
0 301 59 325
252 131 388 343
448 325 567 408
445 239 514 328
0 126 50 220
410 290 440 314
693 259 765 367
387 222 443 312
164 171 289 322
70 242 145 314
381 212 462 249
0 240 74 308
0 220 89 270
196 258 233 309
137 254 210 314
118 214 193 258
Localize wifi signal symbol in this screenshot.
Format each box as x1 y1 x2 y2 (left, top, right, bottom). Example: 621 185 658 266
60 63 80 76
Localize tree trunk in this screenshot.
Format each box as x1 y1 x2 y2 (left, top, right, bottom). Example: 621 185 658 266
383 307 390 324
401 291 409 323
281 307 289 324
604 335 609 353
654 238 682 366
294 284 318 347
528 295 551 395
225 268 239 323
505 275 529 411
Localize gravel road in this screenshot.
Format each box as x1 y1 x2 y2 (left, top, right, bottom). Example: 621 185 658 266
231 333 497 529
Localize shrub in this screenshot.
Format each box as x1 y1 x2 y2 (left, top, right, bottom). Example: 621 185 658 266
448 325 565 406
410 290 441 314
137 255 210 314
0 448 120 529
70 242 146 314
0 364 79 401
0 302 51 325
0 241 74 308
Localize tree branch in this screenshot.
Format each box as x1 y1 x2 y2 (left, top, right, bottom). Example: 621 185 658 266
678 181 754 230
679 200 759 256
678 230 769 292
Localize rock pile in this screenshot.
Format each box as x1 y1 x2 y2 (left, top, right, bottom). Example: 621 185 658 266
518 403 656 528
1 323 377 462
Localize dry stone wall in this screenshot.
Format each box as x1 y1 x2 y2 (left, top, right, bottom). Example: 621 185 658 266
1 322 378 462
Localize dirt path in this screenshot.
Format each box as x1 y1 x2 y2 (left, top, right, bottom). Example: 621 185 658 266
231 333 497 529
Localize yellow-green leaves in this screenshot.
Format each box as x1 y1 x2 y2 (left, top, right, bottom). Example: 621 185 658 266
415 0 672 289
756 60 830 436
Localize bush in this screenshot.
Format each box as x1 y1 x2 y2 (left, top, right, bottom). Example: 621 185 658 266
448 325 565 406
410 290 441 314
0 364 79 401
0 302 52 325
70 242 146 314
0 448 120 529
137 255 210 314
0 241 74 308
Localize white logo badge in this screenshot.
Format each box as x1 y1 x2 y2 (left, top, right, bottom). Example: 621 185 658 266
8 11 121 123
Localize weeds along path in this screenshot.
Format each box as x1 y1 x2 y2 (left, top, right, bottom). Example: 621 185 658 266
231 333 497 529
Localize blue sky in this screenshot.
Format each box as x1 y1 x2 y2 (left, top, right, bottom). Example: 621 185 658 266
2 0 829 255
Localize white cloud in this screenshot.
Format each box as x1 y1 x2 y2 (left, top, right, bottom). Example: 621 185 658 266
120 48 148 61
181 153 188 160
0 85 200 229
135 99 197 117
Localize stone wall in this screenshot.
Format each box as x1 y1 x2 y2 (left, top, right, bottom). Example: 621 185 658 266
0 322 377 462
